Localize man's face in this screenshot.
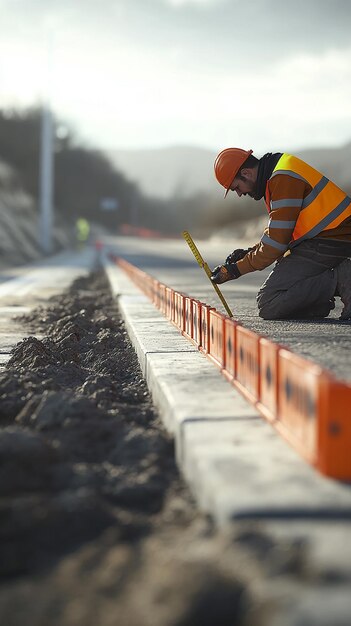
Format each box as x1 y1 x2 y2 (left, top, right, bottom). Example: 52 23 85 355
229 168 257 198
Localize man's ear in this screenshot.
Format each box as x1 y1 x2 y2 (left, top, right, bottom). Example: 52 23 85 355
240 167 255 181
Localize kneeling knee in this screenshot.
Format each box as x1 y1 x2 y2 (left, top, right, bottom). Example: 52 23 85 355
258 308 281 320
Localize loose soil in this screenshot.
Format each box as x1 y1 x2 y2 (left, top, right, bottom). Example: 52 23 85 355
0 270 310 626
0 271 246 625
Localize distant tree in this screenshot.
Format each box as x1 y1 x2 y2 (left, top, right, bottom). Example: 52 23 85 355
0 106 240 237
0 107 41 199
0 107 141 230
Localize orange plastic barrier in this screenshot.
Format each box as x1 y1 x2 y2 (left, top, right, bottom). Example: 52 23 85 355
166 287 174 321
208 310 225 368
278 349 321 460
183 296 193 340
174 292 185 332
223 318 239 382
143 274 152 301
275 349 351 478
113 255 351 479
274 348 351 480
152 279 160 308
191 300 202 348
235 326 260 403
200 304 214 354
159 284 167 314
318 378 351 479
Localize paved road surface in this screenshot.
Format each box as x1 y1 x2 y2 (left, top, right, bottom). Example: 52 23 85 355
104 235 351 382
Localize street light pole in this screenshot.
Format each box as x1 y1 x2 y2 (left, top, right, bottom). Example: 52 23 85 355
39 104 54 254
39 33 54 254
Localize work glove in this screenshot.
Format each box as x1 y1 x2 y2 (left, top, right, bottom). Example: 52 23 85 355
225 246 255 265
211 262 241 284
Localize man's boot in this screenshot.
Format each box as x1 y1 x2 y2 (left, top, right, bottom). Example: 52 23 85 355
336 259 351 320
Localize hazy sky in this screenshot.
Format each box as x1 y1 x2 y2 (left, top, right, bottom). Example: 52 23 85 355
1 0 351 153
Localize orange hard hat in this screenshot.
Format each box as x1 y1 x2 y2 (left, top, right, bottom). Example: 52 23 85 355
214 147 253 198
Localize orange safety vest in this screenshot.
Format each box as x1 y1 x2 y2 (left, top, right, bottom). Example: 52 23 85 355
265 153 351 247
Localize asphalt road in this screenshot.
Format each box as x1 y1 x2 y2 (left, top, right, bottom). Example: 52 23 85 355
104 234 351 382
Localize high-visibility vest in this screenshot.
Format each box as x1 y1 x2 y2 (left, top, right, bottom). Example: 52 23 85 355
265 153 351 247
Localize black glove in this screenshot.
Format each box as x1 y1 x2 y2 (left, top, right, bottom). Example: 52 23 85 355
225 246 254 265
211 262 241 284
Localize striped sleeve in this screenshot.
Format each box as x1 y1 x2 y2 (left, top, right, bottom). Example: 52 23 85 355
236 174 312 275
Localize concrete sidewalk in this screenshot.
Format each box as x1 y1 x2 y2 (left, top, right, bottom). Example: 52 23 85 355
104 254 351 626
0 247 96 369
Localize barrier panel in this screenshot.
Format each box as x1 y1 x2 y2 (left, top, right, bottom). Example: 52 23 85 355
146 275 154 301
166 287 174 321
235 326 260 403
152 279 160 308
183 297 193 340
200 305 213 354
191 300 202 348
275 349 351 478
159 284 167 314
208 310 225 368
257 338 281 423
223 318 239 382
173 292 185 332
170 289 176 323
277 349 321 463
142 273 151 300
317 378 351 479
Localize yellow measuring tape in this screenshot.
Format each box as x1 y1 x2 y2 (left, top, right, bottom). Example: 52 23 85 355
182 231 233 318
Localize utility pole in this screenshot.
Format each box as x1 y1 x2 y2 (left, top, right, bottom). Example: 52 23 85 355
39 34 54 254
130 187 139 228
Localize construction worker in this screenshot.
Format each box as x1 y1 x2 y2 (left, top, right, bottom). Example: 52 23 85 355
75 217 90 249
212 148 351 320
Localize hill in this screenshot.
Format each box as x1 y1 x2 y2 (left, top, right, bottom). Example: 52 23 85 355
108 142 351 200
108 146 218 199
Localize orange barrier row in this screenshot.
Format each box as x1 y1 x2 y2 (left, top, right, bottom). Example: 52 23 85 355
112 255 351 480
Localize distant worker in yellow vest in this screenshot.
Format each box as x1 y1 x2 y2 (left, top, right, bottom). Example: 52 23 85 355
76 218 90 248
211 148 351 320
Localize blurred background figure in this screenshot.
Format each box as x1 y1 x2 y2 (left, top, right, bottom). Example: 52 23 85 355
75 217 90 249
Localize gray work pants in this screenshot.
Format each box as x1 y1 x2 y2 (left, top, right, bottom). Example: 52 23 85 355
256 239 351 320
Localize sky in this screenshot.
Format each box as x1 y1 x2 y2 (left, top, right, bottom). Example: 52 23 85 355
1 0 351 154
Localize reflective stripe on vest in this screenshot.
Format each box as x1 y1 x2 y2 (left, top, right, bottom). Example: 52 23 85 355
265 153 351 247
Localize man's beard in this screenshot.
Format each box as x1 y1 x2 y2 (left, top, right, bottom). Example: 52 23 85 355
248 181 258 199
